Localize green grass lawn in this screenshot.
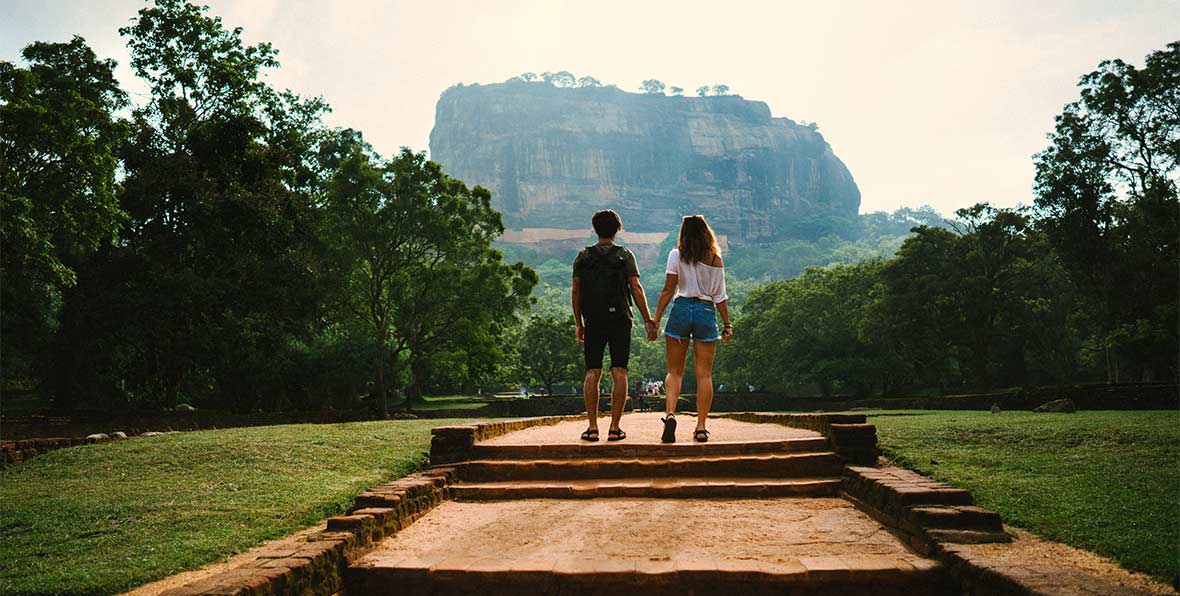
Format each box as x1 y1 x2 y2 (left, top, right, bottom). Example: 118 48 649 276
0 418 469 596
865 410 1179 582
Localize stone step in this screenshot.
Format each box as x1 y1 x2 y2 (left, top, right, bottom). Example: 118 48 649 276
345 553 949 596
905 505 1004 532
456 451 845 482
452 476 842 500
469 437 831 460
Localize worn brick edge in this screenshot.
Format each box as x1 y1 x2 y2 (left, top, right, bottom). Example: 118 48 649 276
1 432 146 467
717 411 879 465
429 414 585 464
840 466 1155 595
156 415 590 596
158 466 456 596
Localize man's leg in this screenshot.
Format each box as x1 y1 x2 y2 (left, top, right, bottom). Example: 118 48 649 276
582 321 607 434
609 367 627 431
583 368 603 430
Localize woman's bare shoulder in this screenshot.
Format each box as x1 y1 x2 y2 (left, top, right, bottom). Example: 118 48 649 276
712 253 724 267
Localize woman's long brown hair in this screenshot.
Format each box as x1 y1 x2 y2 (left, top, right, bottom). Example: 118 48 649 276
677 215 721 265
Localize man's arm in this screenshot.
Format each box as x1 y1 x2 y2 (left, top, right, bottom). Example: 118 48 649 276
629 277 657 340
572 276 585 344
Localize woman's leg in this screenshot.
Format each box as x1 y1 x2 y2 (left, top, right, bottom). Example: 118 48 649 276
692 340 718 430
664 336 689 415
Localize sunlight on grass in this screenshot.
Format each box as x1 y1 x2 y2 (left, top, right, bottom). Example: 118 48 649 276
867 410 1179 581
0 418 470 596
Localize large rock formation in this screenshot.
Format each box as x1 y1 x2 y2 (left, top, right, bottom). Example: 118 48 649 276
428 81 860 242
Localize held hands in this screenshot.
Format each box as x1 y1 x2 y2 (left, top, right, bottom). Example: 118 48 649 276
644 318 658 342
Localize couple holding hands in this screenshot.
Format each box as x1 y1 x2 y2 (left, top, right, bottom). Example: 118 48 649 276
571 210 732 444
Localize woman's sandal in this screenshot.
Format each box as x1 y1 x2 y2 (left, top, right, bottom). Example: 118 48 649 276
580 428 600 442
693 428 710 443
661 415 677 443
607 428 626 441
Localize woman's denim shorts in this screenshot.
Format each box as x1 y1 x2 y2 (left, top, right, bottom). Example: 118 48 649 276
664 297 720 342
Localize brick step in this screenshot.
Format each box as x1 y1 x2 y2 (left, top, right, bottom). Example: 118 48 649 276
470 437 831 460
346 554 949 596
456 451 844 482
904 505 1004 532
452 476 842 499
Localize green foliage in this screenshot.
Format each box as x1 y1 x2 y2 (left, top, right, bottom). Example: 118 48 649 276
871 410 1179 582
1033 42 1179 382
2 0 535 414
669 86 684 96
721 261 886 395
323 148 536 414
0 418 470 595
519 314 580 394
0 37 129 386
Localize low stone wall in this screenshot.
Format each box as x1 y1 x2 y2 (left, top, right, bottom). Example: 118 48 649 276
840 465 1007 554
429 415 585 464
718 412 879 465
1 432 149 467
159 467 454 596
711 383 1179 412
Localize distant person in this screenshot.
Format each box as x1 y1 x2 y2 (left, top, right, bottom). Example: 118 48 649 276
572 210 657 441
652 215 733 442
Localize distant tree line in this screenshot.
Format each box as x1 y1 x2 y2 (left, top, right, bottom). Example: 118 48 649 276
719 43 1179 394
510 72 734 97
1 0 537 415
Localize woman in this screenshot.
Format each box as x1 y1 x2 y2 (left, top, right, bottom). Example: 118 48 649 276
652 215 733 443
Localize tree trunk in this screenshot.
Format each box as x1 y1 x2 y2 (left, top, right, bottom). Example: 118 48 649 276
374 354 387 419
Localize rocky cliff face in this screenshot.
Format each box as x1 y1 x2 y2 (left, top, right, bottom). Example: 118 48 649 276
428 81 860 242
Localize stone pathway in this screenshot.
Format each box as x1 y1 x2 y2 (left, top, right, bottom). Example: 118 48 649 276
346 413 950 595
148 412 1167 596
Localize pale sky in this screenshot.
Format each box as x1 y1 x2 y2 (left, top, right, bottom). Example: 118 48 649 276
3 0 1177 215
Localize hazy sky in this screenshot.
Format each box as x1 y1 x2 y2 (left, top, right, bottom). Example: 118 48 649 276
3 1 1177 215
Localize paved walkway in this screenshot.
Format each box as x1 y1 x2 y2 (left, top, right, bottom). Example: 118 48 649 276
479 411 822 445
347 414 948 595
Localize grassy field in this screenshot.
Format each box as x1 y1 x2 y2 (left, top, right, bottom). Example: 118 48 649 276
0 418 469 596
866 410 1179 582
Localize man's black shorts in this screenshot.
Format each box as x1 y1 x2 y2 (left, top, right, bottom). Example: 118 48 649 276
583 316 631 370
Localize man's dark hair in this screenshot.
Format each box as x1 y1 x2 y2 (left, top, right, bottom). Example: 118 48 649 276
592 210 622 238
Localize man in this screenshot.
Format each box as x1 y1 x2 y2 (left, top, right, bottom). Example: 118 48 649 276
571 210 657 441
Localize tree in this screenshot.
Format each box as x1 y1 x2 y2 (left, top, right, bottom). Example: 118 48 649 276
542 70 575 88
324 148 536 414
724 261 886 396
669 86 683 96
641 79 666 94
520 72 536 82
518 315 579 395
712 84 730 96
696 85 710 97
49 0 322 412
1 37 129 387
576 75 601 88
860 205 1075 391
1032 42 1179 381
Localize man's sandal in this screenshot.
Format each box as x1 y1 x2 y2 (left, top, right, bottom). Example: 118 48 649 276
693 429 710 443
580 428 599 442
608 428 626 441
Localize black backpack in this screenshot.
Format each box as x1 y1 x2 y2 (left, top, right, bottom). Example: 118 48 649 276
579 245 631 321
